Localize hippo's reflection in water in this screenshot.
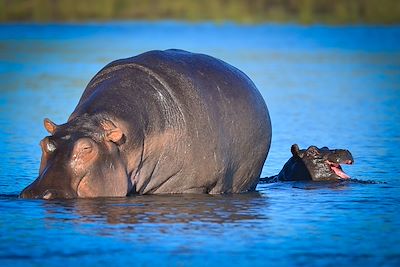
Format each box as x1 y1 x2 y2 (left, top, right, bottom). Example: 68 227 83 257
42 192 269 226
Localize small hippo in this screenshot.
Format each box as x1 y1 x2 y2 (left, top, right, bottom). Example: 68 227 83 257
276 144 354 181
20 49 271 199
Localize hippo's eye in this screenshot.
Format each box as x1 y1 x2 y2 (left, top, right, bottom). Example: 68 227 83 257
73 138 94 156
82 145 92 153
46 141 56 152
306 147 319 157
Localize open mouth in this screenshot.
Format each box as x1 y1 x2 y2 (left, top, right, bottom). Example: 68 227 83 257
326 160 353 179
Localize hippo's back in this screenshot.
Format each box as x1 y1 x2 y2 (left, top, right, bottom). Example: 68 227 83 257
76 49 272 194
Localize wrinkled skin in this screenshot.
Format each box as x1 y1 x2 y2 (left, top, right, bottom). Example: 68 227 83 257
277 144 354 181
20 49 271 199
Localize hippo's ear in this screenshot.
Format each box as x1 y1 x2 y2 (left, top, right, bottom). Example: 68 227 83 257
101 120 125 145
291 144 303 158
106 128 124 144
44 118 57 135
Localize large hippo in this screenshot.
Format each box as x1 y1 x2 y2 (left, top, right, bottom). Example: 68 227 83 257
20 49 271 199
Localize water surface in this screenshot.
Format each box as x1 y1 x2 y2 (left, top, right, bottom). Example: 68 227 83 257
0 22 399 266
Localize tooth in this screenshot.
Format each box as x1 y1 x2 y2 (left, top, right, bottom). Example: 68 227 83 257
42 191 53 200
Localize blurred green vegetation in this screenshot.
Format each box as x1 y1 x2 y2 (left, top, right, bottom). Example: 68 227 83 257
0 0 399 24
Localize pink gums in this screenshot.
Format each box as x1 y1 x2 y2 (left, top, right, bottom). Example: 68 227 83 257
327 161 351 179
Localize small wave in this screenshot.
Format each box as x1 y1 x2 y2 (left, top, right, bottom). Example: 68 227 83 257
344 178 387 184
258 176 279 183
0 193 19 199
258 177 386 184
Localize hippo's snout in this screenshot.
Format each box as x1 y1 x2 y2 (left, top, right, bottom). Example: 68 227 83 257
20 185 75 200
44 189 77 199
19 183 42 199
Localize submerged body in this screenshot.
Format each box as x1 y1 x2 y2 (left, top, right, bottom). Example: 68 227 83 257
20 49 271 199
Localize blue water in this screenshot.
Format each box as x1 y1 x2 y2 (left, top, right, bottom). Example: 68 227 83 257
1 22 400 266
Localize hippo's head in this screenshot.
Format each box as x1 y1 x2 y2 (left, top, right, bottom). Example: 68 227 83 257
289 144 354 181
20 114 129 199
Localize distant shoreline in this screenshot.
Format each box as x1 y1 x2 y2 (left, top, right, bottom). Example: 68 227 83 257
1 20 400 27
1 0 399 25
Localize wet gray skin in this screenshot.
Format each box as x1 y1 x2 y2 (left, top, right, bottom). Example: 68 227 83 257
20 49 271 199
277 144 354 181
